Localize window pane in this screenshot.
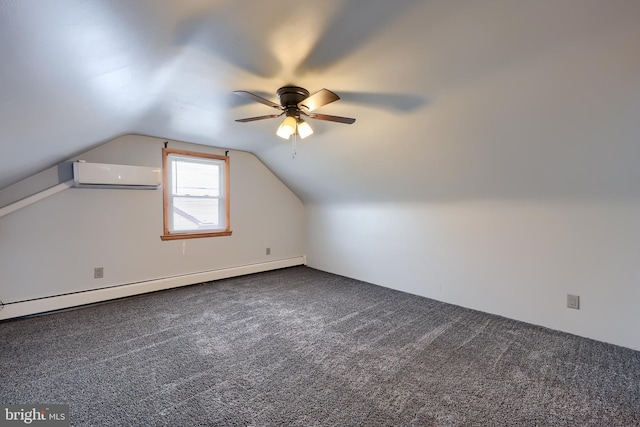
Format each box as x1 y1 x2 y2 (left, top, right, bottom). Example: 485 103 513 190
172 159 220 197
162 148 230 240
171 197 221 231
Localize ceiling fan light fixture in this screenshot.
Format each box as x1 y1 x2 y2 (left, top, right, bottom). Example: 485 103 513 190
297 119 313 139
276 116 297 139
276 123 291 139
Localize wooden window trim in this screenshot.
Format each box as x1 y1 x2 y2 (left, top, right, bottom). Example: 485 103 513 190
161 148 232 241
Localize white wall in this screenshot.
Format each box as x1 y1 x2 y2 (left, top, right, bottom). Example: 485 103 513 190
304 2 640 352
0 134 305 304
307 201 640 351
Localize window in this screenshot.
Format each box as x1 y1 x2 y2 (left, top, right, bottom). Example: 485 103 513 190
161 148 231 240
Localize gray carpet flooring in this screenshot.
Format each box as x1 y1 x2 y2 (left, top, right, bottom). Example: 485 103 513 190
1 266 639 426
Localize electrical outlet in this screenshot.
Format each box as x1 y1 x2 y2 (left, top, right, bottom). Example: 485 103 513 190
266 247 271 255
94 267 104 279
567 294 580 310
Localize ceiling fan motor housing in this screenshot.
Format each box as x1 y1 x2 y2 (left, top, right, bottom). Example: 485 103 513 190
277 86 310 115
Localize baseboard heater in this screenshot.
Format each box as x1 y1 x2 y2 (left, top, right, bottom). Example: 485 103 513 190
73 161 162 189
0 256 306 320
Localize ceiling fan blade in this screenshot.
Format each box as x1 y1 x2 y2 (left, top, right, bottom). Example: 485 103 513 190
234 91 281 109
298 89 340 112
305 112 356 124
235 113 284 123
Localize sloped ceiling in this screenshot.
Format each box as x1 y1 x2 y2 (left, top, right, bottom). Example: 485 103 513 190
1 0 639 203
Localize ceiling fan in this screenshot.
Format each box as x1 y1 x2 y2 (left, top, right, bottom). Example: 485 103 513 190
234 86 356 140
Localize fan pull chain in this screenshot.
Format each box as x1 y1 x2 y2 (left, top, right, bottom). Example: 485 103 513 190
292 133 297 158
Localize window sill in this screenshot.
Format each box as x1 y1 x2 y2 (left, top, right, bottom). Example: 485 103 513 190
161 230 232 241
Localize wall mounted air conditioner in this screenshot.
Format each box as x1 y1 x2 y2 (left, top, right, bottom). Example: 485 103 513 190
73 161 162 189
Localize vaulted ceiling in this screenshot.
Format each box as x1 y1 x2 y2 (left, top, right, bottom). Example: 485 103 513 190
1 0 639 203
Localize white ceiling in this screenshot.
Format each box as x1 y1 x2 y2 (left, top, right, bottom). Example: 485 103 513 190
1 0 639 203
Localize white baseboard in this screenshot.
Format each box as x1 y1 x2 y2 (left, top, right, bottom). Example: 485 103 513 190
0 257 306 320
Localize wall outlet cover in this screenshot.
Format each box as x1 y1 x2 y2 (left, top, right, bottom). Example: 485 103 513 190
567 294 580 310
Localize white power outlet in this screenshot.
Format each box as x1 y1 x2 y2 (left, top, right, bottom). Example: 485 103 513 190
567 294 580 310
94 267 104 279
266 247 271 255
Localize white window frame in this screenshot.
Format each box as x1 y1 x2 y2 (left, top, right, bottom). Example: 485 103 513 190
161 148 231 241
